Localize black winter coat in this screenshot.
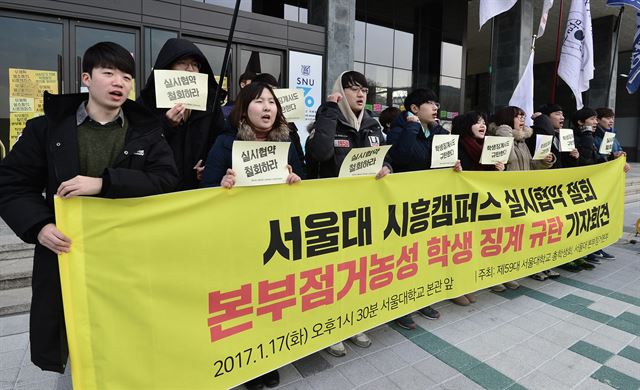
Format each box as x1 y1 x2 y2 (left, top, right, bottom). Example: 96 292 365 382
529 114 579 169
139 38 225 190
386 112 449 172
574 128 599 166
0 92 178 373
305 102 387 179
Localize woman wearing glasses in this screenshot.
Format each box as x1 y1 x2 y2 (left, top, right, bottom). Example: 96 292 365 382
139 38 225 190
488 106 556 290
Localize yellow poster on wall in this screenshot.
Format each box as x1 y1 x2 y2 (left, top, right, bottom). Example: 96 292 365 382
8 68 58 149
55 158 626 389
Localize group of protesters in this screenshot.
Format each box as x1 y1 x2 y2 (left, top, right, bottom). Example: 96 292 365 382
0 38 631 390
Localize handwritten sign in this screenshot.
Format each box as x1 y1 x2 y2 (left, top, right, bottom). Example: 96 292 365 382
480 136 513 165
338 145 391 178
532 134 553 160
232 141 291 186
8 68 58 149
559 129 575 152
154 69 208 111
598 132 616 155
274 88 305 121
430 134 459 168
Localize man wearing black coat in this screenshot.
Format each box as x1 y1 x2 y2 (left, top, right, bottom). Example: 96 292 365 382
139 38 226 190
0 42 178 373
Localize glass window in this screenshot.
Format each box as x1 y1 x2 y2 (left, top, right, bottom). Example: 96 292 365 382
240 49 282 86
75 26 136 92
203 0 252 11
354 61 365 74
393 30 413 70
393 68 412 89
355 21 365 62
284 4 308 23
440 42 463 78
144 28 177 82
194 42 232 97
365 23 393 67
0 16 63 154
439 75 462 113
365 64 392 89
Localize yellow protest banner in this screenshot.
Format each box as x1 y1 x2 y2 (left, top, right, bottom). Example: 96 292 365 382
8 68 58 149
55 158 625 389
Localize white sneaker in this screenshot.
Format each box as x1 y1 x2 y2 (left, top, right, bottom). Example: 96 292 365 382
326 342 346 357
349 332 372 348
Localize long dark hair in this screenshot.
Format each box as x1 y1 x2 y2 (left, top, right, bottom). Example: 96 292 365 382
229 82 287 131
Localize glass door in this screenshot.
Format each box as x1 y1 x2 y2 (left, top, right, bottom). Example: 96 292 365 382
0 13 66 155
71 22 139 98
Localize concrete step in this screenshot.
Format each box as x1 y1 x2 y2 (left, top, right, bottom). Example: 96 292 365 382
0 286 31 316
625 192 640 204
0 257 33 290
0 242 34 261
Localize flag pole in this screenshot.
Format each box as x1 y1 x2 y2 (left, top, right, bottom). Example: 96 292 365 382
605 6 625 107
551 0 564 103
211 0 241 117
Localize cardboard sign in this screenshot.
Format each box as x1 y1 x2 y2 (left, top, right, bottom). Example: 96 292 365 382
338 145 391 178
232 141 291 186
154 69 208 111
480 136 513 165
559 129 575 152
598 132 616 155
430 134 459 168
273 88 305 121
532 134 553 160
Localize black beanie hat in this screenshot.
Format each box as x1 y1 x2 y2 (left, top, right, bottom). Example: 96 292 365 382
538 103 563 115
572 107 598 126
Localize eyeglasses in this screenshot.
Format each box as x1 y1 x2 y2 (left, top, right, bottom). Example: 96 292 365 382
174 59 201 71
515 113 526 119
427 101 441 110
347 85 369 95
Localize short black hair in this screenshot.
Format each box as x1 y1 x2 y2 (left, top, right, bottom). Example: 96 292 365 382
229 82 287 131
596 107 615 119
341 71 368 89
254 73 279 87
572 107 598 127
403 88 438 112
379 107 401 129
493 106 525 127
82 41 135 78
538 103 563 116
239 71 256 86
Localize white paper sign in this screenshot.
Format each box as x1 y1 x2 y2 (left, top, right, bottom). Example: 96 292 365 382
532 134 553 160
232 141 291 186
154 69 208 111
480 136 513 164
431 134 459 168
559 128 575 152
274 88 305 121
598 132 616 155
338 145 391 178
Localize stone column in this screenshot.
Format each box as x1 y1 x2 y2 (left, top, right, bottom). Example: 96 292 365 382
586 15 618 109
489 0 534 112
309 0 355 97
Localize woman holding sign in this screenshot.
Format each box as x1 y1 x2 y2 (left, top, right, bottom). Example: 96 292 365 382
489 106 555 289
201 82 303 188
139 38 225 191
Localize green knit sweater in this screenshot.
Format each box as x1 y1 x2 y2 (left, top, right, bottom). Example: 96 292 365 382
77 117 128 177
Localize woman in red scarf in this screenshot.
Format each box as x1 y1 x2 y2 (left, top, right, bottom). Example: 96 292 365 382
449 111 504 305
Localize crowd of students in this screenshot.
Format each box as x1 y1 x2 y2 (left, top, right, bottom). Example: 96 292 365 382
0 39 631 389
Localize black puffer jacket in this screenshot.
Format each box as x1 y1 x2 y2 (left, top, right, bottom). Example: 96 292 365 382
305 102 387 178
0 92 178 373
139 38 225 190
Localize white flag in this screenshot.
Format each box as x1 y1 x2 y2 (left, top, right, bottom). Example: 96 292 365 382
538 0 555 38
558 0 594 109
509 51 535 126
479 0 518 30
